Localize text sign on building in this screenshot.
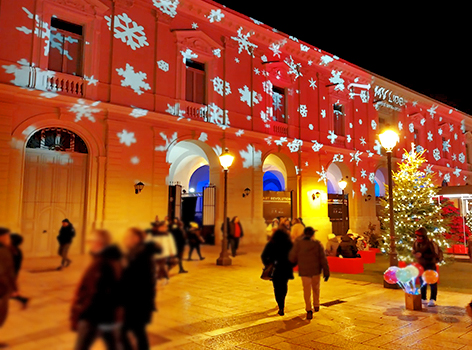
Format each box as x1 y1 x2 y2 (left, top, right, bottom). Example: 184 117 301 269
373 85 407 111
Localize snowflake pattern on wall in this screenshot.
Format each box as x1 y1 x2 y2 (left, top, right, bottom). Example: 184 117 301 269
166 103 185 119
274 137 288 146
269 42 282 57
427 131 433 142
260 107 272 123
152 0 179 18
207 9 225 22
360 137 367 145
298 105 308 118
116 64 151 95
211 76 231 96
238 86 262 107
433 148 441 161
321 110 326 118
207 103 229 129
198 132 208 142
240 144 262 168
284 56 303 80
368 172 375 184
84 75 98 85
373 140 382 155
213 48 221 57
459 153 466 163
444 173 451 183
180 48 198 63
320 55 337 66
300 44 310 52
398 121 403 130
329 70 344 91
317 166 328 184
333 154 343 163
360 183 368 196
16 7 50 56
443 139 451 152
231 27 257 55
427 105 438 118
155 132 178 152
262 80 273 94
117 129 136 146
49 29 78 61
105 13 149 50
311 140 323 152
371 120 377 130
409 123 415 133
350 150 362 165
157 60 169 72
130 156 140 164
69 99 100 122
360 169 367 178
264 136 273 145
235 129 244 137
287 139 303 153
327 130 337 144
130 107 148 118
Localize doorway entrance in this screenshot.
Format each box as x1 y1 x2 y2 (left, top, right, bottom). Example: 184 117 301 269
21 128 88 257
327 162 349 236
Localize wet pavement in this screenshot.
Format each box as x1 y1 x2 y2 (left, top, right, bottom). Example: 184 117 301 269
1 243 472 349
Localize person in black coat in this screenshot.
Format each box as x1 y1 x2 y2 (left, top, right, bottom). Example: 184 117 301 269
121 227 162 350
336 235 360 258
9 233 28 308
169 218 188 273
261 229 294 316
57 218 75 269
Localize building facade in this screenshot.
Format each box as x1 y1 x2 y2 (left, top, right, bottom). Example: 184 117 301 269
1 0 471 257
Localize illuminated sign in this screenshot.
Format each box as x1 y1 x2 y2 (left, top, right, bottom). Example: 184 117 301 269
373 85 406 111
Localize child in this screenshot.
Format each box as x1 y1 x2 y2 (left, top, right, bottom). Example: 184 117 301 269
10 233 29 308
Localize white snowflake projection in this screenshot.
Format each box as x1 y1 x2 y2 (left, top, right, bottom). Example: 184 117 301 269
213 145 222 157
452 153 457 161
329 70 344 91
152 0 179 18
420 118 426 126
360 183 368 196
198 132 208 142
3 59 39 87
360 169 367 178
433 148 441 161
321 109 326 118
438 128 443 135
264 136 273 145
84 75 98 85
105 13 149 50
191 22 198 29
371 120 377 130
166 103 185 119
408 123 415 133
157 60 169 72
235 129 244 137
454 133 458 140
69 99 100 122
250 17 263 25
261 55 268 62
116 64 151 95
439 171 443 177
427 131 433 142
246 115 252 121
269 42 282 58
311 140 323 152
346 135 352 143
309 124 314 130
459 153 466 164
117 129 136 146
284 56 303 80
130 107 148 118
316 166 328 184
350 150 362 165
349 123 353 128
308 78 317 90
16 7 50 56
231 27 257 55
416 145 424 153
155 132 178 152
238 86 262 107
262 80 273 94
207 9 225 23
360 137 367 146
260 107 273 123
425 165 433 175
298 105 308 118
207 103 229 129
234 58 240 63
130 156 140 165
213 48 221 58
254 68 261 75
287 139 303 153
319 55 334 66
327 130 337 144
180 48 198 63
368 172 375 184
308 60 313 66
373 140 382 155
39 92 58 99
272 92 283 112
397 121 403 131
211 76 231 96
449 124 454 132
300 44 310 52
274 137 288 146
443 139 451 152
333 154 343 163
351 177 357 183
444 173 451 183
366 151 374 158
49 29 79 60
427 105 438 118
359 119 363 125
289 35 299 42
239 145 262 169
412 101 418 107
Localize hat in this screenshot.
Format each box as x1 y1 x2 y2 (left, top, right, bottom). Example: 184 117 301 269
189 222 199 229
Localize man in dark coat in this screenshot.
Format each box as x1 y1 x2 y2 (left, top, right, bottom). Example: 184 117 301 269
57 218 75 269
0 227 16 333
336 235 360 258
169 218 188 273
9 233 28 307
71 229 122 350
121 227 161 350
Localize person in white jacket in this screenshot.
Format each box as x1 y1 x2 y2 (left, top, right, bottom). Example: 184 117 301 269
148 221 177 283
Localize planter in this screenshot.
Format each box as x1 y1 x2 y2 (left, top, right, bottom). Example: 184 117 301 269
405 293 422 311
452 244 468 255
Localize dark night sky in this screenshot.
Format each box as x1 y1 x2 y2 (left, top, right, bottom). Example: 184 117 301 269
214 1 471 115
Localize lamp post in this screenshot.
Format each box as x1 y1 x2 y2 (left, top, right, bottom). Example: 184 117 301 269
379 130 400 268
217 148 235 266
338 179 348 235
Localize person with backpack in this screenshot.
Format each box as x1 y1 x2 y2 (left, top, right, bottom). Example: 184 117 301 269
412 227 443 307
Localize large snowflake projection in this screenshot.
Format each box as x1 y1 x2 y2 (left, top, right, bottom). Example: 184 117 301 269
239 86 262 107
116 64 150 95
300 44 310 52
360 169 367 178
427 131 433 142
207 9 225 22
231 27 257 55
360 183 368 196
319 55 336 66
262 80 273 94
332 154 343 163
84 75 98 85
438 128 443 136
207 103 229 129
444 173 451 183
308 78 317 90
287 139 303 153
408 123 415 133
311 140 323 152
274 137 288 146
427 105 438 118
329 70 345 91
371 120 377 130
459 153 466 164
152 0 179 18
264 136 273 145
269 42 283 58
284 56 303 80
369 172 375 184
443 139 451 152
298 105 308 118
433 148 441 161
359 137 367 146
373 140 382 155
155 132 178 152
211 76 231 96
321 110 326 118
260 107 273 123
236 129 244 137
198 132 208 142
316 166 328 184
117 129 136 146
16 7 50 56
240 145 262 169
2 59 34 87
105 13 148 50
327 130 337 144
166 103 185 119
350 150 362 165
272 91 283 112
130 107 148 118
69 99 100 122
213 48 221 58
157 60 169 72
49 29 78 60
180 48 198 63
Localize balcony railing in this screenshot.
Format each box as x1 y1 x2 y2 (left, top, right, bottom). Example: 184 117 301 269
45 72 84 97
271 121 289 137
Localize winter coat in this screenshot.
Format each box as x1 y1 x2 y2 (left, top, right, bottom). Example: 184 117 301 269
187 228 204 246
0 244 16 298
337 236 359 258
289 236 330 278
412 239 439 268
57 225 75 245
290 223 305 242
121 242 161 325
229 222 244 238
170 225 186 253
148 232 177 260
261 233 294 280
10 247 23 277
325 237 340 257
70 245 122 329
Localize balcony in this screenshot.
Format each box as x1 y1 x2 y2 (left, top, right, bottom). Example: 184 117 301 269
45 72 84 97
179 100 208 121
271 121 289 137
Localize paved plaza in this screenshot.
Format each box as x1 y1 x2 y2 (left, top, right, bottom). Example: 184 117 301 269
1 244 472 349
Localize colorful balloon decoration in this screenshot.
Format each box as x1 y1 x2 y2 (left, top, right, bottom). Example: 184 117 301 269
384 266 399 284
396 268 413 283
405 265 420 279
422 270 439 284
411 263 424 277
383 264 438 295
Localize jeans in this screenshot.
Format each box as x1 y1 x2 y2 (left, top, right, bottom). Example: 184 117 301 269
58 243 71 266
188 244 202 260
122 322 149 350
301 275 321 312
228 237 240 257
74 320 121 350
421 265 438 301
272 277 289 310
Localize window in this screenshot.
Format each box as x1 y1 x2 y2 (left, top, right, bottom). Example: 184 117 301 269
333 103 345 136
185 60 206 104
272 86 286 123
26 128 88 153
48 18 84 76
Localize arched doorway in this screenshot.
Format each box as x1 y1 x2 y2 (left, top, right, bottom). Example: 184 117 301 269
375 167 387 216
22 127 88 257
327 162 349 235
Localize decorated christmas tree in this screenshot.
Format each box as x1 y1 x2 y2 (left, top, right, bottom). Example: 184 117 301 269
380 149 449 263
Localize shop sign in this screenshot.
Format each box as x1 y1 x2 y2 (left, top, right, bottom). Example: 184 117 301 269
373 85 406 111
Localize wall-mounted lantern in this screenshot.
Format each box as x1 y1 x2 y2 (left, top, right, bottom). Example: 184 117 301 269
134 181 145 194
242 188 251 197
312 191 321 200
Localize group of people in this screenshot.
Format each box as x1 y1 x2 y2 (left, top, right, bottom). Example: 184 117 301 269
325 231 365 258
222 216 244 257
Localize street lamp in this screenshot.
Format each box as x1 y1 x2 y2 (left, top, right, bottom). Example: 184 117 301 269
379 129 399 268
217 148 235 266
339 179 348 235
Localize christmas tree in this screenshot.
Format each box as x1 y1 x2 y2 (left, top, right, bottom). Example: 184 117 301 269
441 197 470 244
380 149 449 263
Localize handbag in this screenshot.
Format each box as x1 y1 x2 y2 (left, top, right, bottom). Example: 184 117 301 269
260 263 275 280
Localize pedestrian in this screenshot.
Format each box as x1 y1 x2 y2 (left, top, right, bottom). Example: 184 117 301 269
289 227 330 320
148 221 177 283
57 218 75 270
9 233 29 308
325 233 340 257
336 235 360 258
71 229 123 350
290 218 305 242
228 216 244 257
266 218 279 240
261 229 294 316
121 227 161 350
298 217 305 227
413 227 443 307
169 218 188 273
187 222 205 261
0 228 16 333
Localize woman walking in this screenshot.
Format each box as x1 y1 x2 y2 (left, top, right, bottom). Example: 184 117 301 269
261 229 294 316
187 222 205 261
229 216 244 257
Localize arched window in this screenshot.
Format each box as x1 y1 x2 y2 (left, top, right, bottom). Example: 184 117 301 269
26 128 88 154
